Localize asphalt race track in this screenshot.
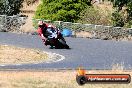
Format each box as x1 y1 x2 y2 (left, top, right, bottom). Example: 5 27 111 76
0 32 132 70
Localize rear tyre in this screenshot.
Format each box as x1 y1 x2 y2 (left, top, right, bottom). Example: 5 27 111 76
64 44 70 49
58 39 69 49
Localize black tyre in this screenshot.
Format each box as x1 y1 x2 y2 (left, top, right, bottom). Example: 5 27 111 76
64 44 69 49
58 39 69 49
76 75 87 85
58 39 66 45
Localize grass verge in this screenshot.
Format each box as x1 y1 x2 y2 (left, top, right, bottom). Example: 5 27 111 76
0 70 131 88
0 45 48 65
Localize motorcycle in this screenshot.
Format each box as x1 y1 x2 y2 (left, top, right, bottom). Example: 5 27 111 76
43 27 70 49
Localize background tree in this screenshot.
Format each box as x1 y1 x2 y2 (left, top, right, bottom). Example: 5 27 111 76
109 0 132 27
35 0 91 22
0 0 24 16
78 6 112 25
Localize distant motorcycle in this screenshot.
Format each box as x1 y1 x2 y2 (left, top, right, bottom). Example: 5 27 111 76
43 27 70 49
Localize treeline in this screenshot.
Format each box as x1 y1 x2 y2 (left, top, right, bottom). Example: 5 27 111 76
109 0 132 27
34 0 132 27
0 0 131 27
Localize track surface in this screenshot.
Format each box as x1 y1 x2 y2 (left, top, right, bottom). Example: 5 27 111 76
0 32 132 70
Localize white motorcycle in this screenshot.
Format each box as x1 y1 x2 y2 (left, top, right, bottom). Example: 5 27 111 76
44 27 70 49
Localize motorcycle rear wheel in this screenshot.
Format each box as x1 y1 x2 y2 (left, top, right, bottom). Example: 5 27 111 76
58 39 69 49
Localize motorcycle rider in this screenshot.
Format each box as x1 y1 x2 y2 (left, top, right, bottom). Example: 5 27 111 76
37 20 58 48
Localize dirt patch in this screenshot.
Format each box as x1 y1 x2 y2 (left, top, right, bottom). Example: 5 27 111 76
20 1 41 34
20 14 36 34
75 31 93 38
0 45 48 65
0 70 131 88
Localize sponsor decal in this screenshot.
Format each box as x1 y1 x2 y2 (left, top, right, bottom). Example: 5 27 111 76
76 67 131 85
